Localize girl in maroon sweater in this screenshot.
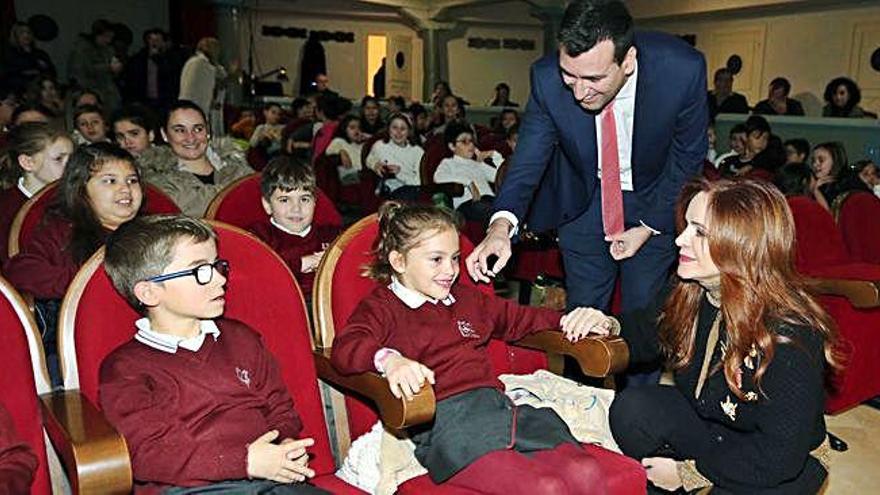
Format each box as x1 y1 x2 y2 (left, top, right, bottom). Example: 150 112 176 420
0 122 73 266
332 203 608 494
4 143 144 385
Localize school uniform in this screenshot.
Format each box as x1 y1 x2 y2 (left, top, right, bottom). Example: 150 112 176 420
99 318 327 494
332 281 604 492
247 220 340 297
0 180 32 267
0 404 38 494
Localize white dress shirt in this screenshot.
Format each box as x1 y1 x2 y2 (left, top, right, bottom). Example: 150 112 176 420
134 318 220 354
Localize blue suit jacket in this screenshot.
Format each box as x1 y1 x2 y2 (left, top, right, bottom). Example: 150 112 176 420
494 31 708 234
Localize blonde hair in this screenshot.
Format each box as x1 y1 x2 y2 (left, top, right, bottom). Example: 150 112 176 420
366 202 459 282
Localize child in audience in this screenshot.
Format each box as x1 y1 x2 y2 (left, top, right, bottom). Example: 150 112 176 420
331 202 606 494
713 123 746 169
248 157 340 298
311 95 351 164
250 102 285 155
784 138 810 165
101 215 327 494
359 96 384 137
0 122 73 265
72 104 109 145
325 114 365 185
365 112 424 201
812 141 848 205
434 121 502 225
111 104 158 158
4 143 143 384
0 404 37 493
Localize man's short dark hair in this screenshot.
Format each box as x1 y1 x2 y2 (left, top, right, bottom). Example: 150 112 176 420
770 77 791 96
142 28 165 44
557 0 634 63
729 123 747 136
784 138 810 158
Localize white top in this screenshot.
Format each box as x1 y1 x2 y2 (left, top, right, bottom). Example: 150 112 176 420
434 155 498 209
270 217 311 237
17 177 35 199
365 140 424 190
134 318 220 354
326 138 364 181
388 276 456 309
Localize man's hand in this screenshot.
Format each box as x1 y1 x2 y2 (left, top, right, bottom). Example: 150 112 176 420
605 225 652 261
384 355 435 400
247 431 316 483
466 219 513 282
642 457 683 492
560 307 615 343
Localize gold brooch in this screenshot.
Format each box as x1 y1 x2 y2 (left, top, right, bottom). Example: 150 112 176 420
721 395 738 421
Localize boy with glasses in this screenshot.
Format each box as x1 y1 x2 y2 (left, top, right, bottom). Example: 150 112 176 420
100 215 328 494
434 121 502 225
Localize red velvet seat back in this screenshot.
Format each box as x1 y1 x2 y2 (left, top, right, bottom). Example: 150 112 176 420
420 135 452 186
206 173 342 229
0 277 50 494
13 183 179 257
60 222 336 475
838 191 880 264
315 216 546 441
786 196 850 272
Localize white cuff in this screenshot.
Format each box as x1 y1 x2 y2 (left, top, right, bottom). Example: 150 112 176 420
639 220 661 236
373 348 401 374
489 211 519 238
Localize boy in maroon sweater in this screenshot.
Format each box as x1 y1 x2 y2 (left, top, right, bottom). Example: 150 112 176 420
332 203 608 494
100 215 328 494
248 157 339 299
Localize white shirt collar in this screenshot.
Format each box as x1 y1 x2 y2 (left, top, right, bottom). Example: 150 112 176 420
388 277 456 309
17 177 35 199
134 318 220 354
270 217 311 237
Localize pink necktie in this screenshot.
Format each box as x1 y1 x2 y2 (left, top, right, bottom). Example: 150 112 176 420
600 102 624 237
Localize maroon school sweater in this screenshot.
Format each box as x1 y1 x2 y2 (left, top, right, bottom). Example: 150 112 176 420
0 404 38 494
247 221 340 296
3 216 81 299
331 284 561 400
0 186 28 267
99 319 302 492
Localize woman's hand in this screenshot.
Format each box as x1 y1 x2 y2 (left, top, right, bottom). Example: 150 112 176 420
642 457 683 492
560 307 616 342
384 355 435 400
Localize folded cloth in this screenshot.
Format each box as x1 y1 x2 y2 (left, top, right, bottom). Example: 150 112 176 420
336 369 617 493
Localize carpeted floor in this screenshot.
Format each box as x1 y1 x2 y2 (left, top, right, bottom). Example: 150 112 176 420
824 405 880 493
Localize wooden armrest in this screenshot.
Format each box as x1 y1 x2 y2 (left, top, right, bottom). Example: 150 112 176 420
807 278 880 309
313 348 435 429
40 390 132 494
515 330 630 377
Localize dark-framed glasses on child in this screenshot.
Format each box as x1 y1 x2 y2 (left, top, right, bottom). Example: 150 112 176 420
145 259 230 285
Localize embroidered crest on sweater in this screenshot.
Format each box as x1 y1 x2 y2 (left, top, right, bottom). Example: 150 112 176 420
236 367 251 387
456 319 480 339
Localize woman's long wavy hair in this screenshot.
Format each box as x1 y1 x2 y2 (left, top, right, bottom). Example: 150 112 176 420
659 178 840 400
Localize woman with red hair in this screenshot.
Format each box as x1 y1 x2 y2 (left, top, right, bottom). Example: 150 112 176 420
571 178 839 494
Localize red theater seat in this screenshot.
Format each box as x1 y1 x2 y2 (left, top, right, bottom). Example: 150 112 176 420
834 191 880 264
57 222 364 493
312 215 644 494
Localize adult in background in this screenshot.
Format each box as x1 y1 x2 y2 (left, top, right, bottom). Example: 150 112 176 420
753 77 805 116
822 77 872 118
179 37 226 133
2 22 56 93
67 20 122 113
468 0 708 375
707 68 749 119
123 28 178 112
489 82 519 107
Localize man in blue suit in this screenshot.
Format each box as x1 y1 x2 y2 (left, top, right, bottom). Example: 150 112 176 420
467 1 707 322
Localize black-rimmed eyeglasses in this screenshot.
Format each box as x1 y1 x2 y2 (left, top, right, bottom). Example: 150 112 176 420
145 259 230 285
